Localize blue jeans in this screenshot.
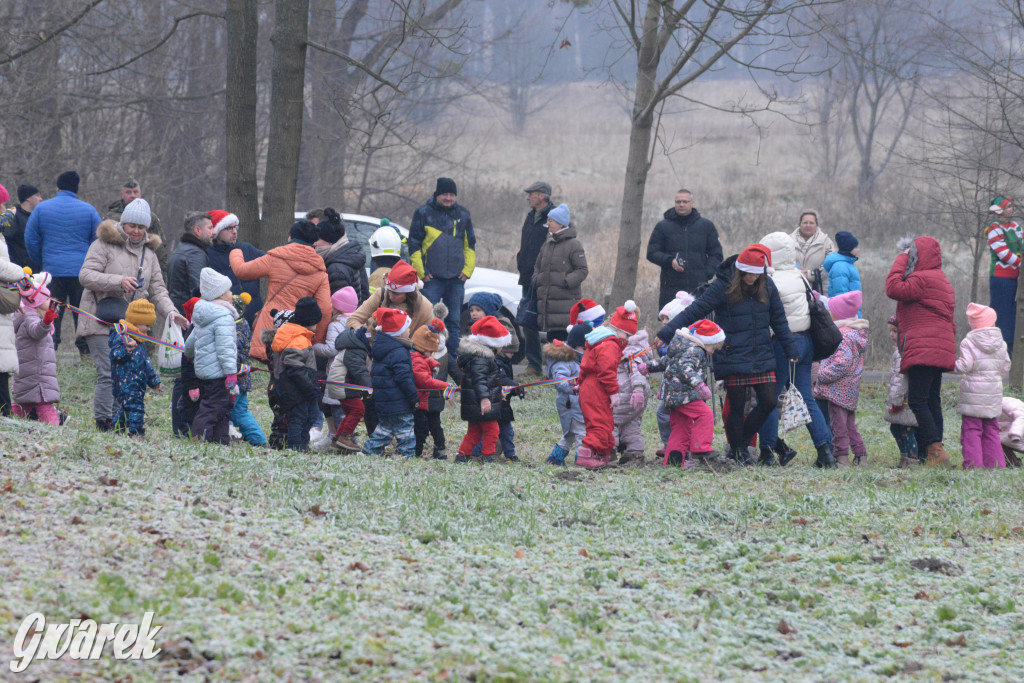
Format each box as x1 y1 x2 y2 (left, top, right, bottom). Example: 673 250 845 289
472 420 514 457
230 392 267 446
990 276 1017 354
758 332 833 449
422 276 465 358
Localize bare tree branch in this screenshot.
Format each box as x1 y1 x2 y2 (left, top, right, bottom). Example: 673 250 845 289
0 0 107 67
86 11 225 76
306 40 404 92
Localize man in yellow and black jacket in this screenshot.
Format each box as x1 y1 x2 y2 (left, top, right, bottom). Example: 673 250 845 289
408 177 476 360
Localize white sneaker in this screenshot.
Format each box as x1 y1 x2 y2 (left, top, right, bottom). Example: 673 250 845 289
311 434 334 450
309 427 323 442
228 423 243 440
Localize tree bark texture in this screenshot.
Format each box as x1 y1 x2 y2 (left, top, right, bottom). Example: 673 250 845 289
259 0 310 250
610 0 661 306
226 0 261 244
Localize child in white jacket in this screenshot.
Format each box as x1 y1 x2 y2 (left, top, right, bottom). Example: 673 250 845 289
957 303 1011 469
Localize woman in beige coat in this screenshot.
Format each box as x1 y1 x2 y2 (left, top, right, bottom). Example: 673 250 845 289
0 235 26 415
78 202 185 430
790 210 835 295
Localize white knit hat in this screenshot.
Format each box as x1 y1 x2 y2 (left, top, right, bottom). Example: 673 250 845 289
120 198 152 228
200 267 232 301
659 291 695 320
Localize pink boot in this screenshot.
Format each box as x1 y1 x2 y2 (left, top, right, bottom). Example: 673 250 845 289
576 446 606 470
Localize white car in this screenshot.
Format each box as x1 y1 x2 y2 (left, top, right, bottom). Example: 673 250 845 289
296 211 525 360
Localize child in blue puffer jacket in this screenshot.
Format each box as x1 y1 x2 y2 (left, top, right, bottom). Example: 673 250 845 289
109 299 162 437
824 231 862 298
543 323 589 465
184 268 238 445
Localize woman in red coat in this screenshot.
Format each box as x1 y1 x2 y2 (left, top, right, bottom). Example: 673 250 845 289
885 236 956 466
576 302 639 469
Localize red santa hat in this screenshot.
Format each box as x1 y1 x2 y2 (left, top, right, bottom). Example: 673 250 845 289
385 260 420 293
686 319 725 345
735 243 772 274
207 210 239 237
469 315 512 348
568 298 606 327
608 300 639 336
373 307 411 337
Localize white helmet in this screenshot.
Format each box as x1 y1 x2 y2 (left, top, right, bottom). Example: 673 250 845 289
369 225 402 258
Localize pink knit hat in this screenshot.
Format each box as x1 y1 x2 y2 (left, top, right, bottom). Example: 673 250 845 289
22 284 50 309
966 302 997 329
827 290 862 320
331 286 359 315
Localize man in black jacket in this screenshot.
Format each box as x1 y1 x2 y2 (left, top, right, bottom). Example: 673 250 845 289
2 184 42 268
516 180 553 377
646 189 723 308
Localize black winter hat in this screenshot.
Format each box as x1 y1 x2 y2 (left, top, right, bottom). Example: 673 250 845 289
316 207 344 243
17 184 39 203
566 323 591 350
434 177 457 197
56 171 79 193
289 219 319 245
291 296 323 328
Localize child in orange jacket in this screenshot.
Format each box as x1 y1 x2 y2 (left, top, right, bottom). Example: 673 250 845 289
576 301 639 469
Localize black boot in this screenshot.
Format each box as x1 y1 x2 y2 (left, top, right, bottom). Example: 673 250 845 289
667 450 684 467
775 437 798 467
814 442 836 468
757 446 776 466
95 417 113 432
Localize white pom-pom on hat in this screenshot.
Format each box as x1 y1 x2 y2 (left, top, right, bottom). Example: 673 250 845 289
624 300 636 313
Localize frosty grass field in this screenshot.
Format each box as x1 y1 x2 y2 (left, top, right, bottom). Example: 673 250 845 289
2 359 1023 682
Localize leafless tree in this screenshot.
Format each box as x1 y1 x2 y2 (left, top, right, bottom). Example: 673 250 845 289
573 0 822 304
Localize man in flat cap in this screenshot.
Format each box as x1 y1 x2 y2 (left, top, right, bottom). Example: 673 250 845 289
516 181 554 378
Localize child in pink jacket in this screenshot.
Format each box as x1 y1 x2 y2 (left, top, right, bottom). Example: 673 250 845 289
956 303 1011 468
813 291 869 466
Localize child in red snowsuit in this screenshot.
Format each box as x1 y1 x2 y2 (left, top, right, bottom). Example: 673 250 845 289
577 301 640 469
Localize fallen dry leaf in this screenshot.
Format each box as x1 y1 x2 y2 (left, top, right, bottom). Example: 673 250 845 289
98 473 119 487
348 561 370 572
71 515 85 525
515 549 525 559
309 503 327 516
945 634 967 647
792 517 807 525
914 590 930 600
578 548 588 558
777 618 797 635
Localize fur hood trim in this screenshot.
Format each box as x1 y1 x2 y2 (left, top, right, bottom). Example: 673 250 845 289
260 328 277 345
98 218 163 251
543 341 577 362
834 317 869 330
458 337 495 358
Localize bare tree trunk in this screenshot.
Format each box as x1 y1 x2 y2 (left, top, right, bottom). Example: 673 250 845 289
226 0 261 240
1011 265 1024 389
610 1 660 305
259 0 310 249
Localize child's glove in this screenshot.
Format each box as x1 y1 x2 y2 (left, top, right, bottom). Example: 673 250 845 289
630 391 645 411
188 388 200 402
42 309 58 326
696 382 712 401
609 393 620 407
635 361 649 376
225 373 238 390
480 398 491 414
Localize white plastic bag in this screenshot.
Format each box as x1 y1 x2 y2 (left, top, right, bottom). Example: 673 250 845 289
157 314 184 376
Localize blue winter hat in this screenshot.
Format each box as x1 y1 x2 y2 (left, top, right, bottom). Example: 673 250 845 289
468 291 502 317
835 231 858 255
566 323 591 350
548 203 570 227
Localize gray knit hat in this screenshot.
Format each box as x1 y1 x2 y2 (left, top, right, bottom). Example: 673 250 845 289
120 198 152 228
200 267 232 301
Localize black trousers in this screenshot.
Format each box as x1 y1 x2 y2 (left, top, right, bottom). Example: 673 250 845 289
0 372 10 416
724 381 777 448
906 365 944 448
414 409 446 456
48 275 86 352
191 378 232 445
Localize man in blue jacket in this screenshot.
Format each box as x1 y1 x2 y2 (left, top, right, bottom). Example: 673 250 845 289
408 177 476 360
25 171 101 355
